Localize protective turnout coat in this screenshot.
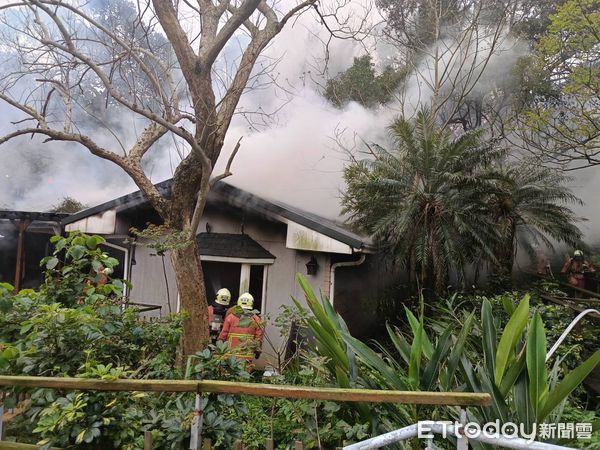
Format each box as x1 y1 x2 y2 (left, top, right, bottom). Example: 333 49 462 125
208 304 231 342
561 258 596 288
218 307 264 362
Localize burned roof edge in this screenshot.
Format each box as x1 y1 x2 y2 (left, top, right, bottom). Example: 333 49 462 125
59 179 373 251
60 179 172 225
0 210 68 222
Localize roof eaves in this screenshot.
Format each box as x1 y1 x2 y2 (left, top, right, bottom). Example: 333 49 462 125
61 180 172 225
0 210 67 223
211 182 370 249
59 179 372 251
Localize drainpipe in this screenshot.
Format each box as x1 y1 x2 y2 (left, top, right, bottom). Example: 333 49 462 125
329 252 366 307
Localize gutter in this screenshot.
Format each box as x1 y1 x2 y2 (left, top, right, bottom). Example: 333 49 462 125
329 252 366 307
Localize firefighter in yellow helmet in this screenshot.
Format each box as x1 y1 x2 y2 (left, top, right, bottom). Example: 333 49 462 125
218 292 264 366
208 288 231 343
561 250 596 288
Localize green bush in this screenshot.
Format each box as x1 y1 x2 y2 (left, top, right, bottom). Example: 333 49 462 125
295 274 600 448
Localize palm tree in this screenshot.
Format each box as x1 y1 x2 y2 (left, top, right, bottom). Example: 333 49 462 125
342 110 584 293
490 162 583 276
342 109 503 293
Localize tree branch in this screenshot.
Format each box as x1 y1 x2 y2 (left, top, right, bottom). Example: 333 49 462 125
201 0 261 68
210 136 242 187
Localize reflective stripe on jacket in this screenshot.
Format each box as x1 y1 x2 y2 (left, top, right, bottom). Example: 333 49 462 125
218 309 264 359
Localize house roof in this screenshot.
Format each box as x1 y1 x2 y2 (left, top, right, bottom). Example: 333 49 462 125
211 182 371 250
197 233 275 260
0 210 67 222
61 179 373 251
61 179 171 226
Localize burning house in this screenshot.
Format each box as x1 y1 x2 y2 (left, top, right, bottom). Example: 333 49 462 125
58 180 387 366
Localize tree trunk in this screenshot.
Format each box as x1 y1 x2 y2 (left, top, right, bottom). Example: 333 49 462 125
170 238 209 356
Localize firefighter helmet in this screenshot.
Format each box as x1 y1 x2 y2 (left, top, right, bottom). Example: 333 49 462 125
215 288 231 305
574 250 584 257
237 292 254 310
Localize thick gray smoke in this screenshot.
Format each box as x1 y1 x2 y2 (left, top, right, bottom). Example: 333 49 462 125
1 0 598 246
570 169 600 244
0 0 383 219
217 91 395 218
0 106 135 211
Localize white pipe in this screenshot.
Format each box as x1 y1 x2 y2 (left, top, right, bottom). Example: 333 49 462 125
436 424 574 450
344 423 576 450
329 253 366 306
546 308 600 361
343 424 419 449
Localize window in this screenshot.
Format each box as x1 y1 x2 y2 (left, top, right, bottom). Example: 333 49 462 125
201 261 267 312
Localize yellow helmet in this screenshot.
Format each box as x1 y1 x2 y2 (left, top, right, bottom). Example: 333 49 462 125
237 292 254 310
215 288 231 306
574 250 584 257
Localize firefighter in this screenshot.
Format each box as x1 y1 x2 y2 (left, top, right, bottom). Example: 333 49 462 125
208 288 231 343
561 250 596 288
218 292 264 366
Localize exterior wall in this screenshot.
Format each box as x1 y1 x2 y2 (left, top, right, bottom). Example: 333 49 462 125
128 238 178 317
333 254 396 340
198 207 330 367
120 205 331 368
259 249 328 366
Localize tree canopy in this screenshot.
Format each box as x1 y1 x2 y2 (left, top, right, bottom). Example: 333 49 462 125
324 55 407 108
0 0 324 354
516 0 600 168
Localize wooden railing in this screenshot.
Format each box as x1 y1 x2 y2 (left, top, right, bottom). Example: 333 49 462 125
0 376 491 406
0 375 491 449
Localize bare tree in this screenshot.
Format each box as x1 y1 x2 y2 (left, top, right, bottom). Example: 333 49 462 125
0 0 323 355
377 0 526 131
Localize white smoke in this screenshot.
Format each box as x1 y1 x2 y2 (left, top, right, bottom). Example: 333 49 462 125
1 0 599 248
0 0 382 218
218 91 395 218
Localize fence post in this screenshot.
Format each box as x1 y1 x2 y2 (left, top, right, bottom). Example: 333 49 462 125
0 399 4 441
0 391 5 441
294 441 304 450
265 438 274 450
233 440 243 450
143 430 152 450
189 393 203 450
456 408 468 450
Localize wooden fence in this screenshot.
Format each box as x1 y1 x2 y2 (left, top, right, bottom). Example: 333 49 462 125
0 376 491 406
0 440 320 450
0 375 491 449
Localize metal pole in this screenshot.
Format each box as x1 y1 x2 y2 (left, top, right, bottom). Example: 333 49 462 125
0 402 4 441
344 422 577 450
143 430 152 450
431 424 574 450
547 308 600 361
343 424 420 449
456 409 468 450
189 393 203 450
13 221 28 292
